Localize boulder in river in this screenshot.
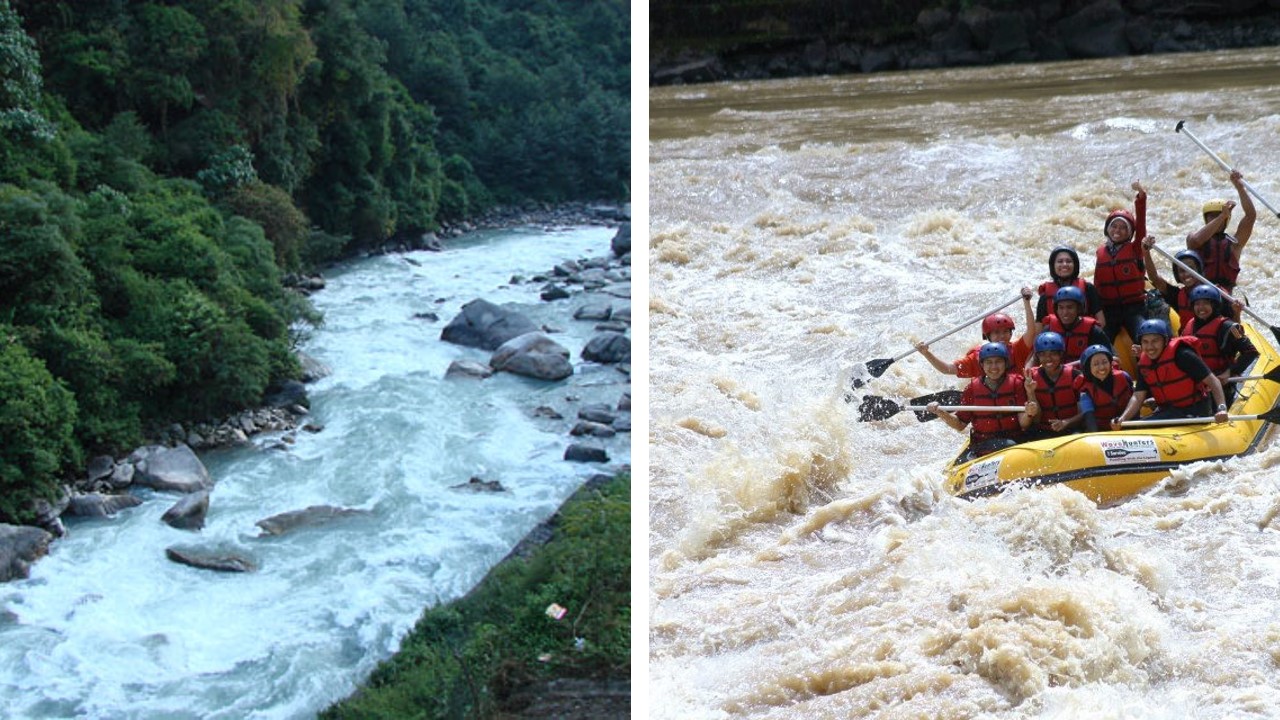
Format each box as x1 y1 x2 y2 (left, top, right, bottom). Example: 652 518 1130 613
451 477 507 493
582 332 631 364
165 546 257 573
254 505 371 537
132 444 214 494
564 444 609 463
0 524 54 583
66 492 144 518
445 359 494 380
161 490 211 531
490 332 573 381
611 223 631 257
440 299 539 350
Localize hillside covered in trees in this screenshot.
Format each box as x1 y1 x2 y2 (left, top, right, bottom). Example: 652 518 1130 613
0 0 629 523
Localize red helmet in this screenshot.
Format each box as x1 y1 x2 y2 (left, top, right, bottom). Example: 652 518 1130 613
981 313 1015 338
1104 209 1136 239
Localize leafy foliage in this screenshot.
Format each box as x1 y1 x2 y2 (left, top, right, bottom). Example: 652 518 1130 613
0 0 626 517
320 474 631 719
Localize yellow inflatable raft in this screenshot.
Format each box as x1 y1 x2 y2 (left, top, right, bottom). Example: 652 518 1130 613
944 322 1280 505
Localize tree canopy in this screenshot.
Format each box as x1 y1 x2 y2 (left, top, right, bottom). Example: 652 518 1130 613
0 0 628 523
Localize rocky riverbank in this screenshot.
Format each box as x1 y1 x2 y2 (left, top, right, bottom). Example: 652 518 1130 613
0 216 632 583
650 1 1280 84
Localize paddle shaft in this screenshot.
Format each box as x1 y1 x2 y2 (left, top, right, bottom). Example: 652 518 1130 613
886 294 1023 363
1176 121 1280 217
1118 414 1255 428
905 405 1026 413
1149 243 1273 328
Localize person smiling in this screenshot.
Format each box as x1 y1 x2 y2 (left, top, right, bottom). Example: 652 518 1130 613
1112 318 1229 426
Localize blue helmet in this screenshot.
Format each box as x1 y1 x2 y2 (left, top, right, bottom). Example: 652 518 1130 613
1034 331 1066 354
1137 318 1171 340
978 341 1010 363
1173 249 1203 278
1080 344 1114 368
1053 285 1085 309
1188 284 1221 307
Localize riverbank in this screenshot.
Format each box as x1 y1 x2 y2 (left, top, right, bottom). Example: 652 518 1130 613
321 472 630 719
650 2 1280 84
1 216 632 582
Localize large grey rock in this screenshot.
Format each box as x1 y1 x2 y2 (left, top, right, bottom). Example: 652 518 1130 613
490 332 573 381
86 455 116 482
264 380 308 409
611 224 631 257
574 302 613 321
440 299 538 350
255 505 370 537
66 493 143 518
133 445 214 494
166 546 257 573
582 332 631 364
162 490 211 531
445 359 494 380
0 524 54 582
564 444 609 463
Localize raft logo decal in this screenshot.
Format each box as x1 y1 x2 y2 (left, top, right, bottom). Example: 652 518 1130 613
963 458 1002 491
1094 437 1160 465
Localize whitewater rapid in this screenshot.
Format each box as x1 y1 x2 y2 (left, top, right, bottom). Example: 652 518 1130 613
649 48 1280 718
0 225 630 718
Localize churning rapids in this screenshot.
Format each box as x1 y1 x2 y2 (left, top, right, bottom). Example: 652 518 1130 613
649 48 1280 718
0 226 630 718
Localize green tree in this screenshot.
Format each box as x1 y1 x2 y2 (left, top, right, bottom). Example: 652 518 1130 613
0 329 80 523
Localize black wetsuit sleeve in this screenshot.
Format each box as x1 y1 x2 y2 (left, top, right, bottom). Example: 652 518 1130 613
1175 345 1212 382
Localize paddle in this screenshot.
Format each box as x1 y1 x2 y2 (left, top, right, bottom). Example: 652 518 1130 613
857 396 1024 423
852 293 1021 386
1176 121 1280 218
1116 403 1280 428
857 390 964 421
1229 366 1280 384
1148 242 1280 345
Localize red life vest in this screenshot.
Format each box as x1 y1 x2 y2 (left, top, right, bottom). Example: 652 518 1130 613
1181 315 1231 374
1172 286 1194 329
1137 337 1206 408
958 373 1026 442
1073 370 1134 424
1045 315 1098 363
1037 278 1089 318
1032 365 1079 429
1200 234 1240 289
1094 242 1146 305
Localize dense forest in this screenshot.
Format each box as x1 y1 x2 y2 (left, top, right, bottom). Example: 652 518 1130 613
0 0 629 523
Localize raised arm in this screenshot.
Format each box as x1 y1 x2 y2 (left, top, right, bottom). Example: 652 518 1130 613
1132 181 1147 241
1018 286 1035 351
1140 235 1169 292
1187 201 1233 250
1230 169 1256 250
914 341 960 376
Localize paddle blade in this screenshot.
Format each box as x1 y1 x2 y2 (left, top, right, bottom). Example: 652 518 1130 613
865 358 894 378
911 390 963 407
857 395 901 422
913 408 941 423
1260 405 1280 424
1271 325 1280 347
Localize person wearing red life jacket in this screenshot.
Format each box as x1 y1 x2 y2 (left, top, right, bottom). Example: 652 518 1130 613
1179 284 1258 405
928 342 1037 460
1074 344 1134 432
1026 331 1083 439
1139 236 1239 324
915 287 1036 377
1113 319 1229 426
1040 286 1111 364
1094 181 1149 345
1186 169 1256 294
1036 245 1104 328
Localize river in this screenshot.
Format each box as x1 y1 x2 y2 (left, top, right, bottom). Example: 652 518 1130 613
0 225 630 718
648 48 1280 718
